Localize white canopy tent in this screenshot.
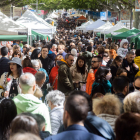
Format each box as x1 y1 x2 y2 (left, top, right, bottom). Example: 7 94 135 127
94 21 113 33
0 12 27 35
86 19 105 31
47 12 59 19
16 10 55 37
104 21 128 35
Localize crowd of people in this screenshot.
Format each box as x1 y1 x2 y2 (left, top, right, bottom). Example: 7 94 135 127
0 15 140 140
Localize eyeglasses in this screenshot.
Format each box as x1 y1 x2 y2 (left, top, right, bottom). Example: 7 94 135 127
135 85 140 90
70 60 74 62
91 61 99 63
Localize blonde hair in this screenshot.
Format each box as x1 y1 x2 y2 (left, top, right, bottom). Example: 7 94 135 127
34 86 43 99
93 93 122 115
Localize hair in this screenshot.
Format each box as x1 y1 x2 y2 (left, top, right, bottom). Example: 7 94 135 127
65 53 73 60
92 56 102 63
22 56 33 68
87 46 92 52
95 66 110 83
41 46 49 51
34 86 43 99
115 112 140 140
13 45 20 53
116 68 127 76
52 44 57 48
97 46 105 55
37 59 42 68
113 76 129 93
46 90 65 106
126 51 134 56
93 94 122 115
65 93 89 123
55 55 64 64
76 56 86 74
109 49 117 59
9 133 41 140
123 91 140 114
1 46 8 56
19 73 35 93
31 60 39 67
92 93 104 99
10 115 39 136
0 99 17 140
31 49 41 59
110 56 123 67
35 71 46 83
12 50 21 58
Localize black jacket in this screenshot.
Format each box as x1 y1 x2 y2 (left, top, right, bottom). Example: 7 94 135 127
39 56 54 75
0 57 10 78
110 65 118 81
40 131 51 140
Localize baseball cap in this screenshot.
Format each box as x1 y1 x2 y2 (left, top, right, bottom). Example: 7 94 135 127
8 57 22 67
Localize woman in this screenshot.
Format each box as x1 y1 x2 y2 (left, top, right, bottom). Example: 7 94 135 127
70 56 88 91
91 66 112 97
12 50 21 58
116 68 127 77
22 56 37 75
46 90 65 135
0 99 17 140
93 94 121 132
49 55 64 90
0 57 22 98
31 49 41 60
110 56 123 81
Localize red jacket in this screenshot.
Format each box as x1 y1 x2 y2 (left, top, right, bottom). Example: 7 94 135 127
23 67 37 75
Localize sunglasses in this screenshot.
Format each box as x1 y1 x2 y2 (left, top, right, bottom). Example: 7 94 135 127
135 85 140 90
91 61 99 63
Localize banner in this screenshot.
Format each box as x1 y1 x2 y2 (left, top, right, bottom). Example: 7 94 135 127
111 11 118 17
100 12 107 20
135 0 140 12
120 9 130 20
13 7 22 18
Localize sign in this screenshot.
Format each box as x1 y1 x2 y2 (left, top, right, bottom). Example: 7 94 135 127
0 41 13 48
135 0 140 12
111 11 118 17
100 12 107 20
13 7 22 18
120 9 130 20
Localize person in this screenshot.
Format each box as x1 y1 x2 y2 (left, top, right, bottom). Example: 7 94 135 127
57 45 67 59
102 52 110 66
46 90 65 135
50 44 57 55
12 50 21 58
71 49 77 65
91 66 112 97
10 115 39 136
39 46 54 75
0 99 17 140
9 133 41 140
31 49 41 59
0 57 22 98
57 54 74 95
49 55 64 90
110 56 123 81
86 56 102 95
0 47 10 77
115 112 140 140
112 76 129 112
117 39 128 58
123 91 140 113
93 94 122 131
45 93 106 140
116 68 127 77
22 56 37 75
70 56 88 91
13 73 51 133
23 46 27 55
133 76 140 92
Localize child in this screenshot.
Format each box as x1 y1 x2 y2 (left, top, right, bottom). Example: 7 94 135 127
117 39 128 58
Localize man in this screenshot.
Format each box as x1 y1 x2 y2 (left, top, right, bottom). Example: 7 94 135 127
45 93 106 140
58 45 67 59
39 46 54 75
13 73 51 133
0 47 10 77
133 76 140 91
86 56 102 95
57 54 74 95
51 44 57 55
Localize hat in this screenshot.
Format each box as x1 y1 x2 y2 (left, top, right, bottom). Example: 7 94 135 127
8 57 22 67
120 39 128 48
71 49 77 57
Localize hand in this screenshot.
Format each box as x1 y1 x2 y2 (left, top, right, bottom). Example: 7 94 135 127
4 91 9 98
126 66 130 71
89 69 94 73
133 63 139 69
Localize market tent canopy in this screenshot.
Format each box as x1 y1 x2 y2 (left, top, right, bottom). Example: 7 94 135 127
76 20 94 30
104 22 127 34
86 19 105 31
16 10 55 35
94 21 113 33
112 29 140 40
0 12 27 35
127 31 140 43
76 16 87 20
47 12 58 19
0 35 27 42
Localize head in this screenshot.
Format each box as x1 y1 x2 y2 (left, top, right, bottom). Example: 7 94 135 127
13 45 21 53
31 49 41 59
41 46 49 59
116 68 127 77
11 115 39 136
1 46 8 57
22 56 33 68
35 71 46 88
103 52 109 63
134 76 140 91
55 55 64 66
65 54 74 67
12 50 21 58
91 56 102 70
113 76 129 95
63 93 89 128
70 42 75 49
23 47 27 55
87 46 92 52
46 90 65 110
19 73 36 94
109 49 117 59
120 39 128 49
95 66 111 82
126 51 135 63
31 60 40 71
115 112 140 140
58 45 65 54
111 56 123 68
52 44 57 51
97 46 105 55
76 56 86 74
0 99 17 139
71 49 77 57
